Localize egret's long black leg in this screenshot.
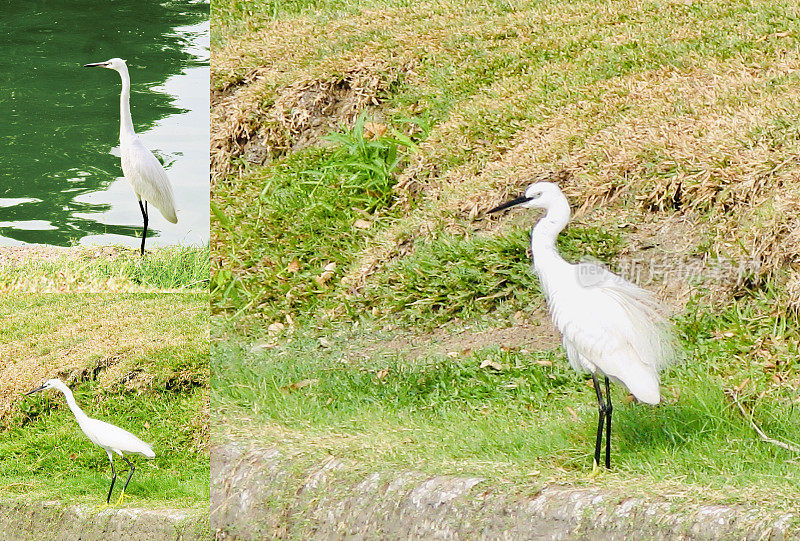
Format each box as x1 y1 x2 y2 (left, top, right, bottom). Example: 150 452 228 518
106 455 117 504
121 455 135 497
592 373 605 468
604 376 613 469
138 199 149 256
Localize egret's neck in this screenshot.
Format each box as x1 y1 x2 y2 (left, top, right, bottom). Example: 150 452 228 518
59 386 90 424
530 201 570 260
118 67 135 141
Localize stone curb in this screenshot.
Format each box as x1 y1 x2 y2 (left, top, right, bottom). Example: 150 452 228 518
0 499 209 541
212 442 798 540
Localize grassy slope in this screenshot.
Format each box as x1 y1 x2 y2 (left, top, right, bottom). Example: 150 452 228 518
0 247 209 509
211 0 800 514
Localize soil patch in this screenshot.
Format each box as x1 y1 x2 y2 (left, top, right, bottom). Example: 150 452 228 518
357 310 559 361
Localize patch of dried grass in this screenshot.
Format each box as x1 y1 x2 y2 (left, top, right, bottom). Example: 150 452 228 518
787 270 800 313
211 57 411 183
215 1 800 308
399 59 800 211
0 246 131 266
212 4 462 182
212 18 321 91
365 59 800 301
738 181 800 298
210 0 577 183
191 387 211 453
0 296 205 422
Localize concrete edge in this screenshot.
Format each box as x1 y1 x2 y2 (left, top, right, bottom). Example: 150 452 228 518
211 441 798 540
0 499 209 541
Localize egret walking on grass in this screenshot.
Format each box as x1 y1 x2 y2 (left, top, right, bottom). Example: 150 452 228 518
489 182 678 469
84 58 177 256
25 378 155 504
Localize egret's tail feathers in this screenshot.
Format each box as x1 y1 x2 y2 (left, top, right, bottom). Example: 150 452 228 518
138 186 176 223
610 359 661 405
608 287 683 372
142 444 156 458
138 188 177 224
157 205 178 224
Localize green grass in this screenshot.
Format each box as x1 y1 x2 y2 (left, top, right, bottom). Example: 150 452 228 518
214 285 800 509
362 226 622 327
211 0 800 326
0 245 210 291
0 291 209 509
212 119 415 321
213 111 620 326
4 383 207 508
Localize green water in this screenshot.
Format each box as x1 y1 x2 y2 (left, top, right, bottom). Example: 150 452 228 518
0 0 209 247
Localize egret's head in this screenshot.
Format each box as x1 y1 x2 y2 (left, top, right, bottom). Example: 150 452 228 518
83 57 127 72
24 378 65 396
488 182 567 214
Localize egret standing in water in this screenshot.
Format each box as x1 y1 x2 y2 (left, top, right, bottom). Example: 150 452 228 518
25 378 155 504
84 58 177 256
489 182 678 469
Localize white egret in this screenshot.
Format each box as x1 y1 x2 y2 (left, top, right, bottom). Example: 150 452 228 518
489 182 678 469
25 378 155 503
84 58 178 256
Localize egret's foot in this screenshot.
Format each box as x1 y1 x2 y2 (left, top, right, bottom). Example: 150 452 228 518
93 501 112 512
589 458 602 479
115 490 126 506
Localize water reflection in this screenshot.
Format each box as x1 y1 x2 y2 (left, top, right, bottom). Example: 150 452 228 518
0 1 208 247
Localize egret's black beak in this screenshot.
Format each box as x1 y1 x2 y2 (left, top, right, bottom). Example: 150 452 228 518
83 62 107 68
24 384 47 396
488 195 532 214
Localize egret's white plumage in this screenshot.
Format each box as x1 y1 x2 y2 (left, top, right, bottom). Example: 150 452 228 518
489 181 678 467
25 378 154 503
121 134 178 224
84 58 177 255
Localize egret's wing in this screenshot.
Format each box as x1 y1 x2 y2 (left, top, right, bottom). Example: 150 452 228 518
570 260 678 368
83 418 155 458
594 264 679 370
545 261 679 403
121 137 178 223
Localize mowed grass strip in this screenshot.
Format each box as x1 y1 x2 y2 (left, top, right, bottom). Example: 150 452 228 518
214 286 800 511
0 292 209 509
0 245 210 292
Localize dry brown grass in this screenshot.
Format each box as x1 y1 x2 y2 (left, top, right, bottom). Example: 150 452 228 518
213 0 800 306
188 386 211 453
355 59 800 303
210 0 573 183
211 57 411 182
211 4 452 183
0 246 130 266
0 294 207 422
